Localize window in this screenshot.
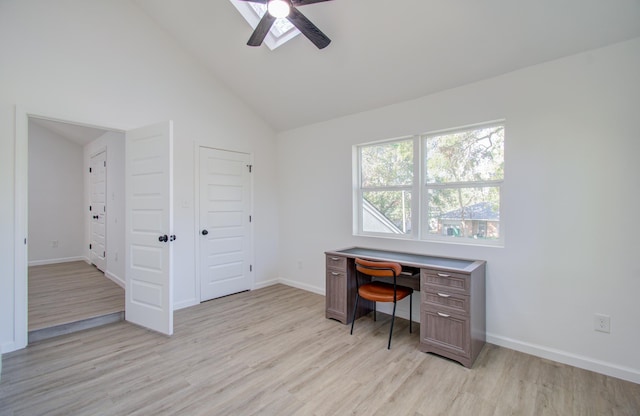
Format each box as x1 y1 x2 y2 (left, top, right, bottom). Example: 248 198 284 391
354 122 505 246
358 138 415 236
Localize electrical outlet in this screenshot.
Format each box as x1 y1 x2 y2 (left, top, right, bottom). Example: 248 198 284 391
51 240 59 248
594 314 611 333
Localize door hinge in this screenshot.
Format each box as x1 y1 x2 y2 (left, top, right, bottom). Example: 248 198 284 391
103 251 106 257
24 238 27 245
104 161 106 167
89 244 92 249
104 206 106 212
89 205 92 211
89 167 92 173
250 265 253 272
249 215 252 223
247 164 252 173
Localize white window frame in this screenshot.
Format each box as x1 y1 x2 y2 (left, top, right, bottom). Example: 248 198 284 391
353 136 419 239
354 121 505 247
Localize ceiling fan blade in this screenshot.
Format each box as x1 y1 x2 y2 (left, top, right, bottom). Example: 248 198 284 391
247 12 277 46
293 0 333 6
286 7 331 49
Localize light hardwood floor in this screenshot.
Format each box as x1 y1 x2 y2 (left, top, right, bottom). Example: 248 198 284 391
28 261 124 331
2 284 638 415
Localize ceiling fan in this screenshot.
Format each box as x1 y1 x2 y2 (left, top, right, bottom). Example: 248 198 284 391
238 0 333 49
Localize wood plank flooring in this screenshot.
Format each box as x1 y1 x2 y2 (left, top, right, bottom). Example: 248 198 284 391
2 284 639 415
28 261 124 331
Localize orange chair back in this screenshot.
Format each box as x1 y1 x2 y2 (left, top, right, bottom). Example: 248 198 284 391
355 258 402 278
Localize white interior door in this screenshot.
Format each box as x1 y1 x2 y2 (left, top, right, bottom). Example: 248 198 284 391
90 150 107 272
125 121 174 335
199 147 252 302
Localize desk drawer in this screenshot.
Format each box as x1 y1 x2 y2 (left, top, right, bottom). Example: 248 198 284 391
421 309 470 359
326 255 347 271
422 288 469 316
422 270 470 294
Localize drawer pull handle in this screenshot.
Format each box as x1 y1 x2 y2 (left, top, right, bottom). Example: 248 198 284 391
437 293 451 298
331 272 341 276
330 257 340 261
437 273 451 277
437 312 451 318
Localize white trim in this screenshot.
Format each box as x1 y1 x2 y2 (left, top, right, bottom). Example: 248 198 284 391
193 142 202 303
487 333 640 384
104 270 125 289
174 298 199 311
253 278 280 290
277 278 324 296
12 106 29 353
28 256 87 267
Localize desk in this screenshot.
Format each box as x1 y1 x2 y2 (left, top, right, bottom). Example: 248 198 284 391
325 247 486 368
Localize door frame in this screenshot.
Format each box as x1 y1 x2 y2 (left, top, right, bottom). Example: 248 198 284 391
194 144 255 303
12 106 126 351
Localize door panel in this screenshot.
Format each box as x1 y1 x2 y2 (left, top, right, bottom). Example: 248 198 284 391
90 151 107 271
200 147 252 302
125 121 173 335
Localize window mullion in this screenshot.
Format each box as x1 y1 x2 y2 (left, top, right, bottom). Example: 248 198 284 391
413 135 421 239
425 180 503 190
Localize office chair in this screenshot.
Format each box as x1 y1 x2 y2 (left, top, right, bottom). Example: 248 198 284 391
350 258 413 349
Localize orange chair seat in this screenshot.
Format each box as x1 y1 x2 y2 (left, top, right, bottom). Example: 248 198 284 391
358 281 412 303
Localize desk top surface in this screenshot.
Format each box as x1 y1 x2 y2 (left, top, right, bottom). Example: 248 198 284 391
326 247 484 272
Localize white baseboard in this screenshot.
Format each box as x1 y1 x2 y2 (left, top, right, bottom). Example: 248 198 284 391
104 271 125 288
487 333 640 385
253 278 281 290
277 278 324 296
174 298 199 310
28 256 86 266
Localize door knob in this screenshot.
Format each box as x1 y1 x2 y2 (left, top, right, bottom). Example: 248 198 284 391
201 229 208 235
158 235 168 242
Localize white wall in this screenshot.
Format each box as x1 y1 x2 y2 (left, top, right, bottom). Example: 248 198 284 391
28 121 85 264
277 38 640 383
0 0 279 352
84 131 126 286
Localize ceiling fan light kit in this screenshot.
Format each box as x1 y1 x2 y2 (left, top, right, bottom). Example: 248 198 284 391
267 0 291 18
238 0 333 49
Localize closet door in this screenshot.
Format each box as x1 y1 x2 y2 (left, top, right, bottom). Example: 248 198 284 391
199 147 252 302
89 150 107 272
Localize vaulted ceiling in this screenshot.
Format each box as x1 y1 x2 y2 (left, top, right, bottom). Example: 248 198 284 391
133 0 640 132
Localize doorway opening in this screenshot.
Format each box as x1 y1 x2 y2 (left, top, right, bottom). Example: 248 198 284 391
26 116 126 342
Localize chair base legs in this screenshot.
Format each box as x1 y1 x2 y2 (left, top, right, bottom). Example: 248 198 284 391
350 293 359 335
409 292 412 334
388 301 397 349
350 294 413 350
373 302 376 321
